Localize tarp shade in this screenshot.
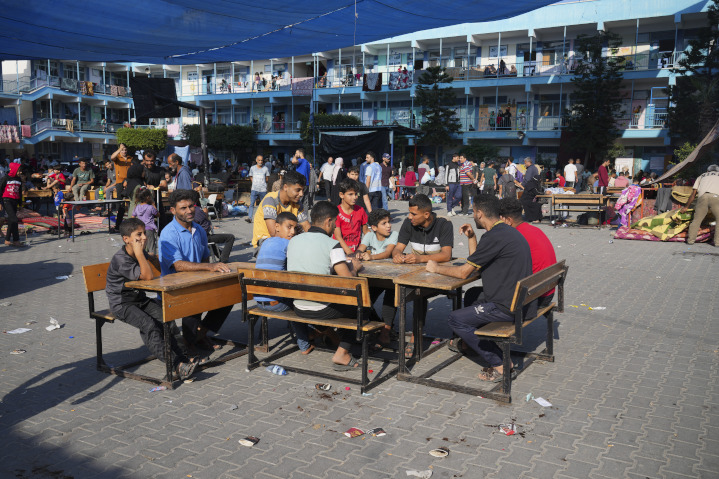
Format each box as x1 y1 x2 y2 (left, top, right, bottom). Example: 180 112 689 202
320 130 389 161
0 1 556 64
651 118 719 184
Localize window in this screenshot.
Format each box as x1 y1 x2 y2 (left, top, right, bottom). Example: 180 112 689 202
187 71 198 81
541 40 569 65
488 45 508 58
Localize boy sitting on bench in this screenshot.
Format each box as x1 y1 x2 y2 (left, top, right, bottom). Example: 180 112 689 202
287 201 364 370
105 217 197 380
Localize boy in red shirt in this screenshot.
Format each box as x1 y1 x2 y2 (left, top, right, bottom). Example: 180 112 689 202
43 165 66 191
334 178 368 254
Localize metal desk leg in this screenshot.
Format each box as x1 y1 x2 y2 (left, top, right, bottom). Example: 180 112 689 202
398 285 407 375
415 294 427 362
71 210 75 242
164 322 174 389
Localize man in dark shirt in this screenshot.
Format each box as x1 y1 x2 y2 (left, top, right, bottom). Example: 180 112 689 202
426 194 532 383
392 194 453 264
480 162 497 197
380 153 393 210
192 191 235 263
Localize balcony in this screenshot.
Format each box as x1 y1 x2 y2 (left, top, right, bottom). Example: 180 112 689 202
1 76 132 98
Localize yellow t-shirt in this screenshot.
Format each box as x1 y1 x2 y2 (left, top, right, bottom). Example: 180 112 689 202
251 191 308 246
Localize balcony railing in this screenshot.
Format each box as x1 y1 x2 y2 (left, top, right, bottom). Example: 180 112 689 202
1 75 132 98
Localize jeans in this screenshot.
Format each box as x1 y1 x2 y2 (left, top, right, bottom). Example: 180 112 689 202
257 300 312 352
447 183 461 212
368 191 382 211
249 190 267 219
380 186 389 210
182 305 233 343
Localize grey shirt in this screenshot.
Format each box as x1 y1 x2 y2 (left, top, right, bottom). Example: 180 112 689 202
105 247 150 313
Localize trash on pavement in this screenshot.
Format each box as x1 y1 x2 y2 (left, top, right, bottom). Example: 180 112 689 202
367 428 386 437
55 275 72 280
344 427 365 438
406 470 433 478
526 393 534 402
345 386 351 390
0 302 11 307
6 328 31 334
315 383 332 391
229 405 239 411
149 386 167 392
429 447 449 457
499 424 516 435
533 397 552 407
238 436 260 447
10 349 26 354
362 392 373 397
46 318 61 331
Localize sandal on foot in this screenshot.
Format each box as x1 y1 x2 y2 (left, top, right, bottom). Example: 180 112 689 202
404 341 415 359
332 357 361 371
448 337 464 354
195 337 222 352
478 367 517 383
176 361 197 380
300 345 315 355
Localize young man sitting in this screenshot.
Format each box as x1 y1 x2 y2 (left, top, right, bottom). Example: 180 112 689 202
334 178 368 254
105 218 197 380
426 194 533 384
392 193 453 264
357 208 399 347
287 200 364 370
159 189 234 354
251 170 310 249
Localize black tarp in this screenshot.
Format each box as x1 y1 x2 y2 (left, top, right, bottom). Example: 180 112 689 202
318 129 390 161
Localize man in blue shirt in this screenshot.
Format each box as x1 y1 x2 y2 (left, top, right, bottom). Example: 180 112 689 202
291 148 311 211
168 153 193 191
364 151 383 211
159 189 233 354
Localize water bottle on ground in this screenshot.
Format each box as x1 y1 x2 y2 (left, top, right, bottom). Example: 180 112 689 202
266 364 287 376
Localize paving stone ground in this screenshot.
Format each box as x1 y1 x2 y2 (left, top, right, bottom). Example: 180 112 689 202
1 199 718 479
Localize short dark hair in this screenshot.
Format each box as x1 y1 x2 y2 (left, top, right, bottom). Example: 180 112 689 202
348 166 360 175
366 151 376 161
78 158 88 164
135 188 153 204
296 148 305 156
144 150 156 160
408 194 433 212
368 208 390 227
168 189 195 208
310 200 337 225
339 178 359 194
119 217 144 238
473 194 500 219
276 211 298 225
281 170 306 188
499 198 523 222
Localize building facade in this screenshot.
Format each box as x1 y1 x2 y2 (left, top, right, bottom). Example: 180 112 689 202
0 0 711 170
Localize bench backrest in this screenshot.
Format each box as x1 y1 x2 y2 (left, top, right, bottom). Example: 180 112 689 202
237 268 371 308
82 261 161 293
510 260 568 313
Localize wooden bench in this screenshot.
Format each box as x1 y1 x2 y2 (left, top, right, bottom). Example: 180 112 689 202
82 261 173 387
551 194 606 228
238 268 393 393
406 261 568 403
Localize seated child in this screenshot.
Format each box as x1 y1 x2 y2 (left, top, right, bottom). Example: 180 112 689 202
105 218 196 380
132 188 159 255
334 178 368 254
357 208 399 347
254 212 314 354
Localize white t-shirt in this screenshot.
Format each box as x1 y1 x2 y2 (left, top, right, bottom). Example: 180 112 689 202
320 162 334 180
694 170 719 197
249 165 270 192
564 163 577 182
506 162 517 179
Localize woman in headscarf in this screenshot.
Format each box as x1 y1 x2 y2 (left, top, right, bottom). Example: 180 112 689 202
330 157 346 206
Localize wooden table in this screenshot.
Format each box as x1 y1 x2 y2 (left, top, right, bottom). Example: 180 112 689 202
125 262 254 387
393 267 479 380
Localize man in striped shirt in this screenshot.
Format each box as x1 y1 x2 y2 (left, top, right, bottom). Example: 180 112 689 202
459 155 476 215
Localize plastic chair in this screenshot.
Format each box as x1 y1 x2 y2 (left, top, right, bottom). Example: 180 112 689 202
206 194 220 221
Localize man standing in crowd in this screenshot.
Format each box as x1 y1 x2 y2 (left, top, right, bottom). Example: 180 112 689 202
597 159 610 195
246 155 270 223
380 153 393 210
365 151 383 211
168 153 193 191
574 159 584 190
319 157 334 199
505 157 518 179
683 164 719 246
480 161 498 197
417 156 430 184
70 158 95 201
159 189 234 353
192 191 235 263
445 154 461 216
290 148 311 210
426 194 532 384
459 154 476 215
520 157 542 223
564 158 577 188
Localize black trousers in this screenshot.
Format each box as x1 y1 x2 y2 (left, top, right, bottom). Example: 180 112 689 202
3 198 19 242
368 191 382 211
115 299 187 366
521 190 542 222
323 180 332 198
182 305 234 342
370 287 397 327
294 303 358 351
207 233 235 263
461 184 473 214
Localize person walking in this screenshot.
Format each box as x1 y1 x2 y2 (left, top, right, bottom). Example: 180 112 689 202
380 153 393 210
246 155 270 223
445 154 461 216
319 157 334 199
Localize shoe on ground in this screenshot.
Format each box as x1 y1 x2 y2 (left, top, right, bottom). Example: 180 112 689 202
447 211 455 216
245 218 252 223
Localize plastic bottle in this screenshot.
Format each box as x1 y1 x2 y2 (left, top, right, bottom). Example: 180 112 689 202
266 364 287 376
98 186 104 200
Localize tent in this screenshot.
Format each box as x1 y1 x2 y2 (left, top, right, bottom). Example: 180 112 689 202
317 124 417 166
0 1 556 64
651 118 719 184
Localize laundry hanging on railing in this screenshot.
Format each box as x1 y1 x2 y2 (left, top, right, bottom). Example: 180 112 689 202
21 125 31 137
388 72 412 90
66 120 74 133
0 125 20 143
166 124 180 137
362 73 382 92
291 77 313 96
60 77 78 93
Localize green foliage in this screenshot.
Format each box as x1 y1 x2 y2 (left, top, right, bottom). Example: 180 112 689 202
668 0 719 144
415 66 462 160
459 140 499 163
116 128 167 151
673 142 698 163
606 143 626 161
566 31 625 167
300 113 361 152
183 124 255 153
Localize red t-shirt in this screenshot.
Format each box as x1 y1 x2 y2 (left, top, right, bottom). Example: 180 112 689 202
554 175 566 187
49 172 66 187
335 204 367 252
516 222 557 297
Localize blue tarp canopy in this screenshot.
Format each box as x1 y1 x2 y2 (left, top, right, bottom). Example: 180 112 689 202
0 1 556 64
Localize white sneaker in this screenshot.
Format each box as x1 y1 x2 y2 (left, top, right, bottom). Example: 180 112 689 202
447 211 455 216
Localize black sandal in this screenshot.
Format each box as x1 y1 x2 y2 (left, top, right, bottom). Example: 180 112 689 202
448 337 464 354
176 361 197 380
404 341 415 359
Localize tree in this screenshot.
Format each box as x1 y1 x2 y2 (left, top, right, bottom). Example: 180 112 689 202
116 128 167 152
668 0 719 144
415 66 462 163
183 124 255 157
459 140 499 163
566 31 625 168
299 113 361 156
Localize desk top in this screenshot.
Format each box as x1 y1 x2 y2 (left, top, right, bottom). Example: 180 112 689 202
394 268 479 290
61 199 124 206
357 260 424 280
126 261 254 292
25 189 52 198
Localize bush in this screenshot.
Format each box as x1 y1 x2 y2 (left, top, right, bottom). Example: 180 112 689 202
183 124 255 153
116 128 167 151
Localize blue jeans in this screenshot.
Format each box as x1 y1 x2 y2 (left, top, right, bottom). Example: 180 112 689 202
380 186 389 210
249 190 267 219
447 183 461 211
256 300 311 351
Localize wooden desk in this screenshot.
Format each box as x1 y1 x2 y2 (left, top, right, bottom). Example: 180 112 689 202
357 260 423 301
125 262 254 387
393 267 479 378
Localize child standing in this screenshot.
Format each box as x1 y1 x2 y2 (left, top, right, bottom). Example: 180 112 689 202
132 188 159 254
105 218 196 380
334 178 368 254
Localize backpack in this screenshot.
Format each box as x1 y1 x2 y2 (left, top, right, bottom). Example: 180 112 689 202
500 174 517 198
